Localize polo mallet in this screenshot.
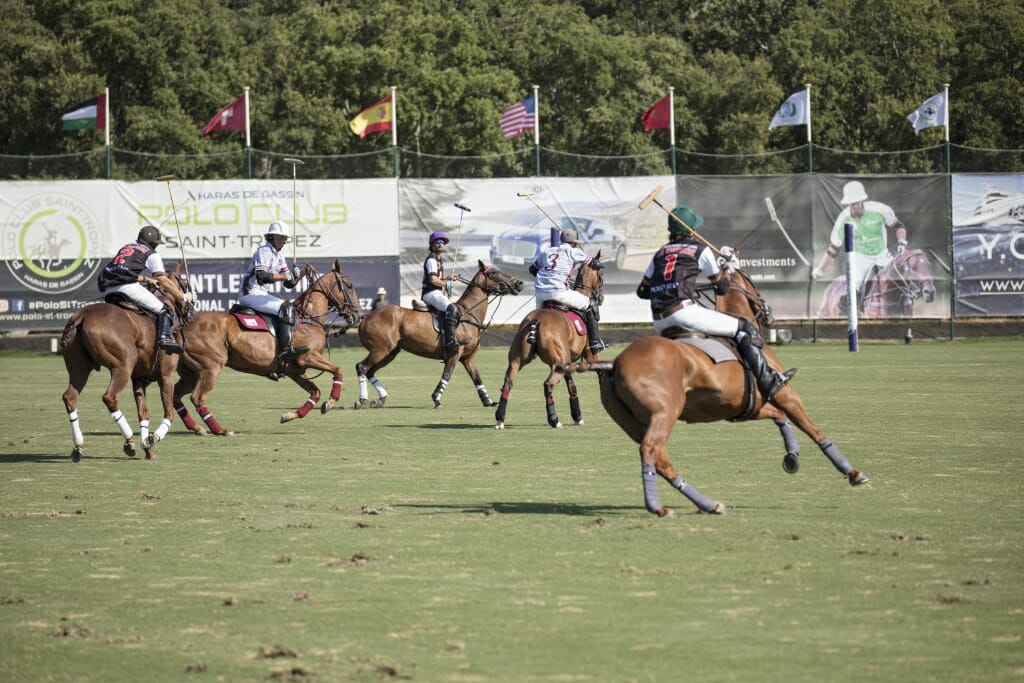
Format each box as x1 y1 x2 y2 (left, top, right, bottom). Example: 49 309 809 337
638 184 723 256
765 197 810 266
451 202 471 283
156 174 192 288
516 191 562 231
283 158 304 267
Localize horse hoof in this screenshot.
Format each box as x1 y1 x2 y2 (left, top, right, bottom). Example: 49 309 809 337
656 507 674 518
71 447 83 463
193 427 208 436
373 397 387 408
848 469 870 486
280 412 296 424
782 452 800 474
549 421 562 429
708 502 727 515
124 441 137 458
353 399 366 410
433 402 443 409
482 399 497 407
145 449 156 460
495 422 505 430
575 419 585 426
320 401 334 415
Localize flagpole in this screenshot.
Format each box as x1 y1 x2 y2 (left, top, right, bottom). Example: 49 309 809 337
532 84 540 176
805 84 813 172
244 86 252 179
390 85 399 177
943 82 954 341
668 87 676 175
104 87 111 179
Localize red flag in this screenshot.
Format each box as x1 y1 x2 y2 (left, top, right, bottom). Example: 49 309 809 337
642 95 671 132
202 95 246 135
349 96 393 139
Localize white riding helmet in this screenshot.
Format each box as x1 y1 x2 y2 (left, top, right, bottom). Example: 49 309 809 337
841 181 869 205
265 221 289 240
560 227 580 244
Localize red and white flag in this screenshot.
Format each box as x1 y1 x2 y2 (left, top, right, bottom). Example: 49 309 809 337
202 95 246 135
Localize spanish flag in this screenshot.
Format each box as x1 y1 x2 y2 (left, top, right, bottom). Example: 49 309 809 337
349 96 393 139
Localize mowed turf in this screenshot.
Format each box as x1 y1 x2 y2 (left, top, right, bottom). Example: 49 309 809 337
1 339 1022 682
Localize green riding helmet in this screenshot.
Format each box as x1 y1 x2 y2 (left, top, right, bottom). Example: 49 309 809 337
668 205 703 239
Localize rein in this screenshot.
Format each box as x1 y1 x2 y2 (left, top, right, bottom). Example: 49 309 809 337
455 268 519 330
298 268 361 331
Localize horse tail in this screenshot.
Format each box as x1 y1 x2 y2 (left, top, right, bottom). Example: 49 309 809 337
58 315 82 353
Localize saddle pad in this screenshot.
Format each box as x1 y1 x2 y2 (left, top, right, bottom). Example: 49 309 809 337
674 336 737 364
542 302 586 336
231 312 271 332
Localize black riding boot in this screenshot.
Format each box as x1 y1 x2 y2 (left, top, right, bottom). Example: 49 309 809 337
157 307 183 354
442 304 461 359
735 320 795 402
276 301 308 364
583 306 609 353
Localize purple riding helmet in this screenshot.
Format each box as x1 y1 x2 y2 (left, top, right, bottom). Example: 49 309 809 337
429 231 450 252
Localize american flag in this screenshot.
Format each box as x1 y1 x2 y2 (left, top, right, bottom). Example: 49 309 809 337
499 94 536 138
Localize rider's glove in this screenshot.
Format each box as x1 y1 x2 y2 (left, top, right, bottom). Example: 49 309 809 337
811 268 823 280
896 240 908 255
444 278 454 296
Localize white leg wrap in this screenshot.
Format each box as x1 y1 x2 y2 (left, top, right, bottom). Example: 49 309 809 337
358 375 368 401
370 377 387 398
110 410 133 439
68 410 84 447
139 419 150 445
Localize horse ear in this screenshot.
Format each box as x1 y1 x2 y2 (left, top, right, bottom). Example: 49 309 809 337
478 259 486 271
333 259 341 273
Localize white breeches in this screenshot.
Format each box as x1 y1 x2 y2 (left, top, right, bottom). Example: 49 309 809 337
536 289 589 311
106 282 164 314
238 293 284 316
653 303 740 338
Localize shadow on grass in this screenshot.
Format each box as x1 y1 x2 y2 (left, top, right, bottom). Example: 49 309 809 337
395 501 637 516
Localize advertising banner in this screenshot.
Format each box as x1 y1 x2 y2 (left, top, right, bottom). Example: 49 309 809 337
0 179 400 330
952 174 1024 316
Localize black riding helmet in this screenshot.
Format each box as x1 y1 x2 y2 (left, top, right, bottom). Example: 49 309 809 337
138 225 164 249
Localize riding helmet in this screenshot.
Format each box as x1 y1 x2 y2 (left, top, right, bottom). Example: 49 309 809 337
559 228 580 244
265 221 289 240
137 225 164 247
669 205 703 239
840 180 869 205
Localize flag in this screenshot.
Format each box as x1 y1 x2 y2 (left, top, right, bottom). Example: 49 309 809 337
642 95 671 132
769 89 809 129
202 95 246 135
907 92 946 135
499 94 536 138
349 96 393 139
62 93 106 131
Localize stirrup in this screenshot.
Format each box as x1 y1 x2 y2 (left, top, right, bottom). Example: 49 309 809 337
588 339 610 353
278 345 309 364
159 338 183 354
765 368 797 401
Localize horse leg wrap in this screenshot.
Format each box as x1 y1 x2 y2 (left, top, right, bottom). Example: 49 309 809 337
139 419 150 445
68 410 84 447
476 384 493 404
110 410 134 440
151 418 172 443
819 439 852 475
198 406 226 434
330 375 343 401
672 475 716 513
432 378 448 402
175 404 199 432
775 418 800 455
357 375 369 401
296 397 315 418
370 377 387 399
642 463 663 514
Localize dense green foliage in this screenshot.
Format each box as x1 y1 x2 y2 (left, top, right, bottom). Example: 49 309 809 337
1 341 1023 681
1 0 1022 171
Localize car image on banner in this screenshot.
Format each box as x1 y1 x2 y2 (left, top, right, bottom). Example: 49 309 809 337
489 215 628 271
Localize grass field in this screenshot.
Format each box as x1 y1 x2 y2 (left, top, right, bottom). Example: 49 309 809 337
1 339 1022 682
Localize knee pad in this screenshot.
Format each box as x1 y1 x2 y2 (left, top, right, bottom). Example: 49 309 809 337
279 301 295 325
735 319 763 347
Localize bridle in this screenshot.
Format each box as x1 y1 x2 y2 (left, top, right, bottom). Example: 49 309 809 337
300 268 362 331
572 261 604 305
454 266 524 327
707 268 775 329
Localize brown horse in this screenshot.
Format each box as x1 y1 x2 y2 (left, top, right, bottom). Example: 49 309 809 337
571 267 869 516
494 253 605 429
818 249 936 318
59 268 192 462
355 260 524 408
173 260 361 435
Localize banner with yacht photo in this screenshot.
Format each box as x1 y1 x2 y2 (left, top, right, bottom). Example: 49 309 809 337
953 174 1024 316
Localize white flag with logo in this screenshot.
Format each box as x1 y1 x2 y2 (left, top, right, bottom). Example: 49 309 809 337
769 89 809 129
907 92 946 135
